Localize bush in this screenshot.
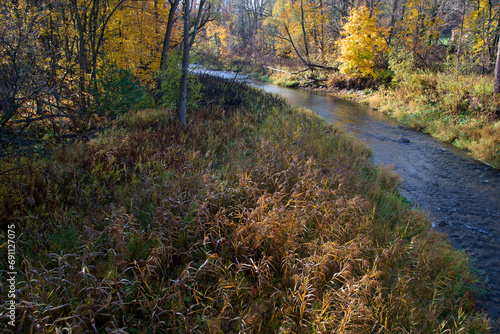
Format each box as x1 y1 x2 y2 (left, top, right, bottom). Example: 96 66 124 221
92 60 146 117
336 6 388 78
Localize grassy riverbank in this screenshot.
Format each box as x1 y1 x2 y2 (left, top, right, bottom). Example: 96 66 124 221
0 75 491 332
364 72 500 169
260 63 500 169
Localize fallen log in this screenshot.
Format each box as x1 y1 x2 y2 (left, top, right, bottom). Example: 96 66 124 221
264 66 291 74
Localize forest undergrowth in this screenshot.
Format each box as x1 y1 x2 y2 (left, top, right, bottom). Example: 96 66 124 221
0 75 492 333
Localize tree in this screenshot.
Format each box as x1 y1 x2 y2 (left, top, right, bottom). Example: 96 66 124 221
160 0 182 72
178 0 212 126
106 0 170 82
461 0 500 73
337 5 388 77
178 0 192 127
0 0 57 154
395 0 447 69
203 20 232 57
234 0 274 53
387 0 404 45
494 37 500 95
67 0 128 112
266 0 332 68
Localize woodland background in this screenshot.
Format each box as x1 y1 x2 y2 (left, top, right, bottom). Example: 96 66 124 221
2 0 500 157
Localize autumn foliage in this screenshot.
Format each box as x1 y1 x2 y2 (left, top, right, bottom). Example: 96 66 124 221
0 1 498 331
0 0 187 156
336 6 388 78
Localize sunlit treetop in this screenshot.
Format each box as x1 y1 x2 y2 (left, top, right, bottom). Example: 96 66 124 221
336 5 388 78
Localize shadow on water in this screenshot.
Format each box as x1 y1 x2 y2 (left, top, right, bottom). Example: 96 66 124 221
249 80 500 325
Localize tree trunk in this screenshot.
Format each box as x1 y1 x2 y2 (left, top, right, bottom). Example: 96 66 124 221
387 0 400 45
70 0 87 112
299 0 309 59
494 36 500 95
90 0 125 92
177 0 208 126
188 0 207 49
178 0 190 127
160 0 181 72
455 1 466 73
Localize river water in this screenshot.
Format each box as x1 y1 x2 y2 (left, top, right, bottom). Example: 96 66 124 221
196 69 500 325
249 80 500 325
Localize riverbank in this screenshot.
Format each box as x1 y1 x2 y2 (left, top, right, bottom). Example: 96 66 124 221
0 75 492 332
362 73 500 170
263 66 500 169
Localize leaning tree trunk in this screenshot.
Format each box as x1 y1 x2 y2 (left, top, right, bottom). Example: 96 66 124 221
494 37 500 95
160 0 181 72
157 0 180 96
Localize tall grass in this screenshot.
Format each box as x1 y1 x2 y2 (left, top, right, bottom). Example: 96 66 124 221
365 72 500 168
252 59 499 169
0 75 491 333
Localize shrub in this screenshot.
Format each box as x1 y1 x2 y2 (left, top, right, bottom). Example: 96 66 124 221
92 59 146 117
336 6 388 78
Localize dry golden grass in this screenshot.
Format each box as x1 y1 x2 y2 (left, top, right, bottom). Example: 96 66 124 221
0 75 491 333
365 72 500 168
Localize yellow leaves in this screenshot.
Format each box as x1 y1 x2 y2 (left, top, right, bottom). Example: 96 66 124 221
462 0 500 57
336 6 388 78
396 0 444 51
266 0 302 57
270 0 293 26
106 0 176 82
267 0 330 62
203 21 232 57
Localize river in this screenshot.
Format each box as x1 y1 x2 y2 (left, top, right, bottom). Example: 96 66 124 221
195 68 500 325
